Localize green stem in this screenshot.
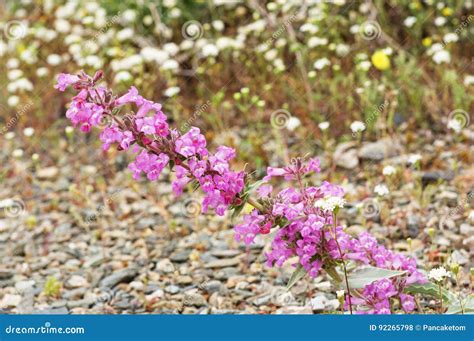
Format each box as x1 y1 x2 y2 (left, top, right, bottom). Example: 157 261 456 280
333 212 353 315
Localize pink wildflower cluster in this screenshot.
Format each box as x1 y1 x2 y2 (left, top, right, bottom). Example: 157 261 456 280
56 71 244 216
235 158 426 314
57 71 425 314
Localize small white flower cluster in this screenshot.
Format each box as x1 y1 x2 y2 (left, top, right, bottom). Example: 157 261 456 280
314 196 346 212
374 184 389 196
428 266 451 282
382 165 396 176
350 121 366 133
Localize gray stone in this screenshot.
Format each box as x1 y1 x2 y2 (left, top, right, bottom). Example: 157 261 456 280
358 138 402 161
156 259 175 273
334 142 359 169
165 285 181 294
205 258 240 269
100 268 138 288
276 306 313 314
170 250 191 263
184 292 207 307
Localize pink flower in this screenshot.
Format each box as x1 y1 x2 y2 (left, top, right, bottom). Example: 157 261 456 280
175 127 208 157
115 86 144 106
55 73 80 91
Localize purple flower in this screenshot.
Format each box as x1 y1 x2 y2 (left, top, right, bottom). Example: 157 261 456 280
175 127 208 157
55 73 80 91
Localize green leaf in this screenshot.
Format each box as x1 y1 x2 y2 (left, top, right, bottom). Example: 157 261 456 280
286 265 306 290
446 295 474 314
347 266 406 289
404 282 455 303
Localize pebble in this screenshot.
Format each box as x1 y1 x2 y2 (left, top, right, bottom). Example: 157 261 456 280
276 306 313 314
205 258 240 269
36 167 59 180
165 285 181 294
156 259 175 273
66 275 88 289
358 138 401 161
0 294 22 308
184 292 207 307
99 268 138 288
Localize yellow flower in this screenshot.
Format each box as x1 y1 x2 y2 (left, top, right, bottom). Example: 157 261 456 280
422 37 432 47
371 50 391 71
442 7 453 16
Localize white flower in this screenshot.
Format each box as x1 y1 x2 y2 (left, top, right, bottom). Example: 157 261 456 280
374 184 390 196
314 196 346 212
141 47 169 64
65 126 74 134
265 49 278 61
336 290 345 298
161 59 179 71
5 132 15 140
122 9 137 23
428 267 451 282
408 154 422 165
313 58 330 70
8 69 23 80
164 87 180 97
36 67 49 77
117 28 134 41
434 17 447 26
307 37 328 48
54 19 71 33
47 54 62 66
383 165 396 176
319 121 330 130
433 50 451 64
212 20 224 31
12 149 24 158
350 121 366 133
23 127 35 137
202 44 219 57
464 75 474 86
468 210 474 223
114 71 132 83
7 96 19 107
7 58 20 69
447 119 462 133
357 60 372 71
163 0 177 7
300 23 318 34
443 33 458 43
163 43 179 56
404 16 417 27
286 116 301 131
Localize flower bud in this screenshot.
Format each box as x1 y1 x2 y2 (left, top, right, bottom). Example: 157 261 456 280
427 228 435 239
450 263 460 275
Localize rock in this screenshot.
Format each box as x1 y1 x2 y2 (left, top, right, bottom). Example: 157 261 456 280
36 167 59 180
310 296 326 311
184 292 207 307
201 280 225 295
334 142 359 169
253 294 272 306
84 255 106 268
421 171 454 187
276 306 313 314
146 289 164 301
358 138 402 161
170 250 191 263
15 280 35 292
176 275 192 285
407 215 420 238
100 268 138 288
32 307 69 314
0 294 22 308
451 250 469 265
156 259 175 273
129 281 144 291
205 257 240 269
66 275 88 289
439 191 459 207
0 269 13 280
211 250 241 258
460 224 474 236
165 285 181 294
67 297 95 309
